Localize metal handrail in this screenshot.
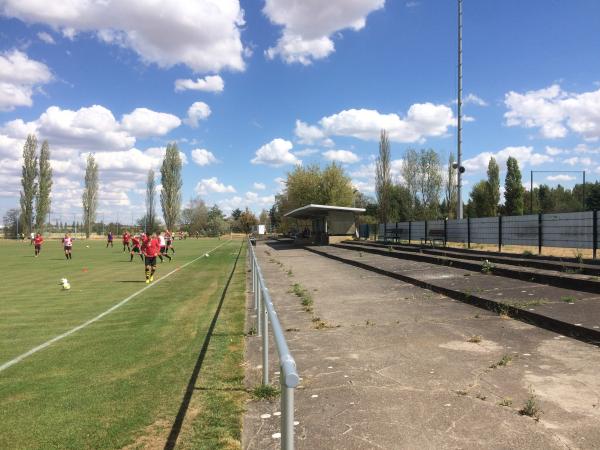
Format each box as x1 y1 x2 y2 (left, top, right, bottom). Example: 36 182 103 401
248 238 299 450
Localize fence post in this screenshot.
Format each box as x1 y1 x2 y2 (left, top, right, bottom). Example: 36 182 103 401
281 371 295 450
424 220 428 244
467 216 471 249
396 222 399 243
444 218 448 247
408 221 412 244
262 292 269 385
538 213 543 256
383 222 387 243
257 282 263 337
498 215 502 253
594 210 598 260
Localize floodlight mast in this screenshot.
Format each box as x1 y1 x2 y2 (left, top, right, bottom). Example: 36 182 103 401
456 0 464 219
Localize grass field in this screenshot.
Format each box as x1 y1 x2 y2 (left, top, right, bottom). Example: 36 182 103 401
0 237 248 449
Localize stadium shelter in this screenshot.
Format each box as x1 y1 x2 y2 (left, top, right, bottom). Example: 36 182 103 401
284 204 366 245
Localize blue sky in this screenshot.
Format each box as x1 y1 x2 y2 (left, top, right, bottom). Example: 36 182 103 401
1 0 599 223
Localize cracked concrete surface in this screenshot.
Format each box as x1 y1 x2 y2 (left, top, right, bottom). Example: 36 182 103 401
242 241 600 449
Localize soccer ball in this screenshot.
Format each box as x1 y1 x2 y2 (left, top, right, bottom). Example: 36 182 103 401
86 245 90 248
60 278 71 290
204 253 209 257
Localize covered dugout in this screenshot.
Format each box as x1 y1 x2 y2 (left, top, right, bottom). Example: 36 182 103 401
284 204 365 245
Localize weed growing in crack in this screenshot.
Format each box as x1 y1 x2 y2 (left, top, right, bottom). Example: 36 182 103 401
519 388 542 420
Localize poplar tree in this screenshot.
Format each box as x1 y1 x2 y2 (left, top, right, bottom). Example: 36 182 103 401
145 169 157 233
375 129 392 223
486 157 500 216
35 140 53 231
20 134 38 235
82 153 99 238
504 156 524 216
160 143 182 230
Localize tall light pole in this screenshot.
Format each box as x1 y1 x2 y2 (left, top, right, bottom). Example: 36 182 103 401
456 0 464 219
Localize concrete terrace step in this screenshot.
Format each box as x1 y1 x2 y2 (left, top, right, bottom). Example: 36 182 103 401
305 245 600 345
344 240 600 276
333 242 600 295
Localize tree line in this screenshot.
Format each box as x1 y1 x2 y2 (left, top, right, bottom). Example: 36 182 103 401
3 136 186 238
375 129 600 222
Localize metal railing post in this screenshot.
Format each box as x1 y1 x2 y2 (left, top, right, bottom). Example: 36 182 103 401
281 369 295 450
498 215 502 253
262 289 269 385
593 210 598 260
257 281 263 337
538 213 543 256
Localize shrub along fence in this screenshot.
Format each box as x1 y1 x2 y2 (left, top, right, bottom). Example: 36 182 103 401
376 210 599 258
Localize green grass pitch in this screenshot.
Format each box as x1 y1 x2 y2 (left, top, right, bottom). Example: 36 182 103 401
0 237 248 449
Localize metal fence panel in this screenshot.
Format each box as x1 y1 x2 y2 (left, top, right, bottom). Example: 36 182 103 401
411 221 426 240
469 217 498 244
447 218 468 243
502 214 539 246
543 211 594 249
428 219 444 232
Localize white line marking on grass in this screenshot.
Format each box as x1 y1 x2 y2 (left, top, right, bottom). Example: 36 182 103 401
0 240 234 374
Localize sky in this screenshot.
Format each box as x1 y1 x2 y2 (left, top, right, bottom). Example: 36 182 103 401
1 0 600 224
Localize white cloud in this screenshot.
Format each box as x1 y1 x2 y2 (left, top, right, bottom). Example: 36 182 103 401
35 105 135 151
195 177 236 195
504 84 600 140
185 102 211 128
251 138 300 167
563 156 593 167
264 0 384 64
174 75 224 93
294 148 319 156
0 49 53 110
191 148 218 166
322 149 360 164
317 104 455 143
294 119 325 145
218 191 275 214
352 179 374 193
546 174 576 182
120 108 181 137
463 146 553 173
463 93 488 106
253 182 266 190
545 146 564 156
274 176 286 191
4 104 181 152
37 31 55 44
1 0 246 73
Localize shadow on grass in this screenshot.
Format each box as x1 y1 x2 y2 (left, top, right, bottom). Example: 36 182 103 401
116 280 146 283
164 241 243 450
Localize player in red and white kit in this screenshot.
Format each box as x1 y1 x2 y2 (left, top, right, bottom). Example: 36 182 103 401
122 230 131 252
62 233 74 260
129 234 143 262
33 233 44 257
143 232 161 283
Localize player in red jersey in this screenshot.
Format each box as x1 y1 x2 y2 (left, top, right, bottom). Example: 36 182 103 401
122 230 131 252
62 233 74 260
129 234 143 262
33 233 44 257
143 232 161 283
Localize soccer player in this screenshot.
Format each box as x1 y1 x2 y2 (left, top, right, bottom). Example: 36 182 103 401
122 230 131 252
158 232 171 262
165 229 175 254
62 233 74 260
130 234 143 262
107 231 113 248
33 233 43 257
143 232 161 283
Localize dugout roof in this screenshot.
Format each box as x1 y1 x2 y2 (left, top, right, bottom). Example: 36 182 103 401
284 204 366 220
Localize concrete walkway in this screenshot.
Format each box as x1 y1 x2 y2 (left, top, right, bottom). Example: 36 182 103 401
243 241 600 449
